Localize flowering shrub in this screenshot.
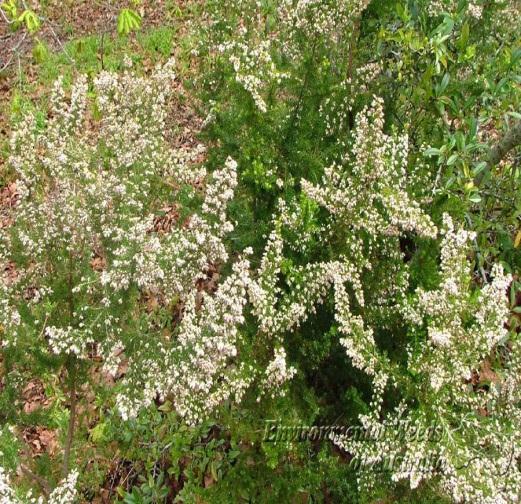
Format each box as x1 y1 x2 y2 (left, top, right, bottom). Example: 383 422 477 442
333 214 519 502
1 61 260 493
191 1 520 501
0 468 78 504
235 91 517 503
1 0 520 502
244 100 519 501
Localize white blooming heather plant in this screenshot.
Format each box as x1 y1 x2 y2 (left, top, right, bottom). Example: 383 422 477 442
0 467 78 504
240 101 431 426
258 346 297 400
2 0 520 500
0 60 252 484
218 39 288 114
332 215 520 502
246 94 519 501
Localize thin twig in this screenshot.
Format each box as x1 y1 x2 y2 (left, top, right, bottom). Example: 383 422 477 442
20 464 51 497
465 214 488 284
17 54 21 89
100 31 105 70
0 6 14 24
62 356 77 478
46 22 76 65
0 54 14 72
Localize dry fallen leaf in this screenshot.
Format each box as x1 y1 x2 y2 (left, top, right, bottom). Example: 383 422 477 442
22 426 59 457
22 379 51 414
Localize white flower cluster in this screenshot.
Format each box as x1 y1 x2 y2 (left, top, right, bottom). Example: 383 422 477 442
258 347 297 400
249 226 364 339
218 40 288 113
0 283 21 347
334 215 520 503
202 156 238 234
490 2 521 34
94 59 176 170
45 325 93 356
0 467 16 504
0 467 78 504
116 256 254 425
320 62 382 138
427 0 484 19
403 214 512 392
467 2 483 18
46 471 79 504
277 0 370 59
302 97 437 239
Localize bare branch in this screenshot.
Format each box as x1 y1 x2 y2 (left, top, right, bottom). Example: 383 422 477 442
475 119 521 185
